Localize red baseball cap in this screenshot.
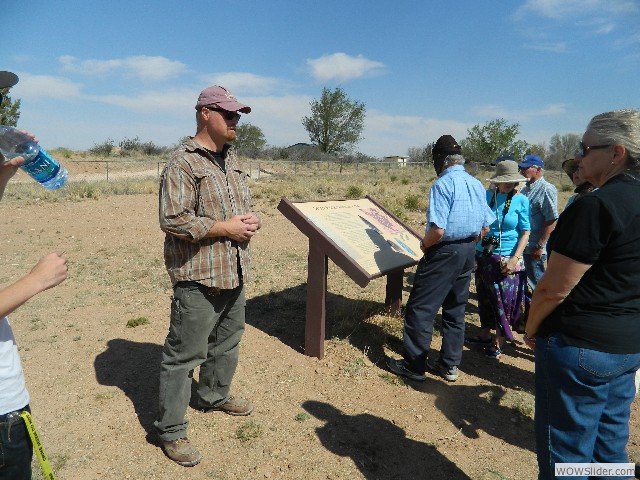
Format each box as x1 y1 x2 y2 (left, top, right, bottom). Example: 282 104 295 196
195 85 251 113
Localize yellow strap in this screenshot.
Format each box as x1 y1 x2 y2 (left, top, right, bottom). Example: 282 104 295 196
19 411 56 480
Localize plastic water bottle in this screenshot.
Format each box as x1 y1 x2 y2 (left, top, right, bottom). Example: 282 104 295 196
0 125 68 189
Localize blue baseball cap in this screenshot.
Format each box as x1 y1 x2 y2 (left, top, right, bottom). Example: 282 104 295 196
518 154 544 169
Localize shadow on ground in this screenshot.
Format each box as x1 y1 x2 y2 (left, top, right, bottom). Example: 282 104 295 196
404 371 536 453
246 283 389 358
94 339 162 442
303 400 471 480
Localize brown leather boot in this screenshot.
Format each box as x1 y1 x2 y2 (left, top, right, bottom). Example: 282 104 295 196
162 438 202 467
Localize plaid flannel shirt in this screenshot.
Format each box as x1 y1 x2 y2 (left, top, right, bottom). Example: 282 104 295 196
159 138 253 288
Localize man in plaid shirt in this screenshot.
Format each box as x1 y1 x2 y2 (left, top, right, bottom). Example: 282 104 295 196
154 86 261 467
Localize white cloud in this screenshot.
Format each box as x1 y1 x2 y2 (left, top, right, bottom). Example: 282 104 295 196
306 53 385 83
91 88 196 114
361 111 471 157
595 23 615 34
471 103 567 122
523 42 568 52
199 72 284 95
615 32 640 46
12 73 83 99
516 0 638 20
59 55 187 82
240 95 312 147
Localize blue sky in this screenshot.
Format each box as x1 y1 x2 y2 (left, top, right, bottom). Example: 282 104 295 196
2 0 639 158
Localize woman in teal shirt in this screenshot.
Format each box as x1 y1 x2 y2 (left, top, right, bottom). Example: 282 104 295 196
467 160 530 358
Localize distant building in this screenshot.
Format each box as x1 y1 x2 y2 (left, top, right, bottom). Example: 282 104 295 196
384 155 408 167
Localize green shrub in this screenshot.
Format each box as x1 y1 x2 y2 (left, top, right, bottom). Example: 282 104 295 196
126 317 149 328
236 420 263 442
403 194 421 211
141 141 167 156
294 412 310 422
119 136 142 156
345 185 363 198
89 139 115 156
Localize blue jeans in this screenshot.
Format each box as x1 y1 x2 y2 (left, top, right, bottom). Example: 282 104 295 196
155 282 246 442
403 239 475 372
524 253 546 292
535 334 640 479
0 405 32 480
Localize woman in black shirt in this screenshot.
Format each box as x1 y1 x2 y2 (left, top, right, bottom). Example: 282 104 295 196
525 109 640 479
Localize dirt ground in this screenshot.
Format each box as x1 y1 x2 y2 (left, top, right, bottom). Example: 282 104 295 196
2 177 640 479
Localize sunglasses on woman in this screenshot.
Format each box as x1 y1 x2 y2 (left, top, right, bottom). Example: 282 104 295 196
574 142 611 158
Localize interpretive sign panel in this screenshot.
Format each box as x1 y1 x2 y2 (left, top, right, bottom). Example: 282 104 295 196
278 196 423 358
281 197 423 284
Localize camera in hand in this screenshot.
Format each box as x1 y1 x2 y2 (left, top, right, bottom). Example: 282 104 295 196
481 235 500 256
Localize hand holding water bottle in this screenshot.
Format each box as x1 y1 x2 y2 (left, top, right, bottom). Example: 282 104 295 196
0 126 68 189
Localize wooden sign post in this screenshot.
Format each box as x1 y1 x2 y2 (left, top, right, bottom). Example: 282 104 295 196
278 196 423 358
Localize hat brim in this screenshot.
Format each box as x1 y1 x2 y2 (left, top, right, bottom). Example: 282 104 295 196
198 99 251 113
0 71 19 89
217 99 251 113
488 175 528 184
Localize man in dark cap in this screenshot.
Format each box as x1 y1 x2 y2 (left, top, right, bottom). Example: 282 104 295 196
155 85 260 466
0 70 69 479
387 135 495 382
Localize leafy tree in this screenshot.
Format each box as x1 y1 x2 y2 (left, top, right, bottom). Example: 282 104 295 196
234 123 266 158
528 142 547 159
407 145 432 165
546 133 580 170
302 87 365 154
0 88 20 126
460 118 529 165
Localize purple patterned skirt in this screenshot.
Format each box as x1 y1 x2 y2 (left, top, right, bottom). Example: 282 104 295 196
474 253 528 341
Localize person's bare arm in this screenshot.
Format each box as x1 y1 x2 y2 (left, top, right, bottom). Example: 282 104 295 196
0 252 68 318
420 224 445 252
530 219 557 259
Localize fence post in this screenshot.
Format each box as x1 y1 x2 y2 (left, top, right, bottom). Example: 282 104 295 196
106 161 109 182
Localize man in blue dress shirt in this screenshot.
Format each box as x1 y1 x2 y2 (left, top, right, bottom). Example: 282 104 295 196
387 135 495 382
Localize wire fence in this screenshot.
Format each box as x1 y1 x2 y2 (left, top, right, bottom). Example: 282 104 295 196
67 158 574 189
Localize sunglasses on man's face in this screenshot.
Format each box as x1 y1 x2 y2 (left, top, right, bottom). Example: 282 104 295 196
206 107 241 123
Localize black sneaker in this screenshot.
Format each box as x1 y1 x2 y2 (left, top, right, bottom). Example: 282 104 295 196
386 357 427 382
427 359 459 382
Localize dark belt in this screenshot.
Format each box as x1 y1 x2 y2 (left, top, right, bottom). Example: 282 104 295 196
432 236 476 248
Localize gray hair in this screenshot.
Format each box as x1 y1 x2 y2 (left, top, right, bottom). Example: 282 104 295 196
587 109 640 171
443 154 466 169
